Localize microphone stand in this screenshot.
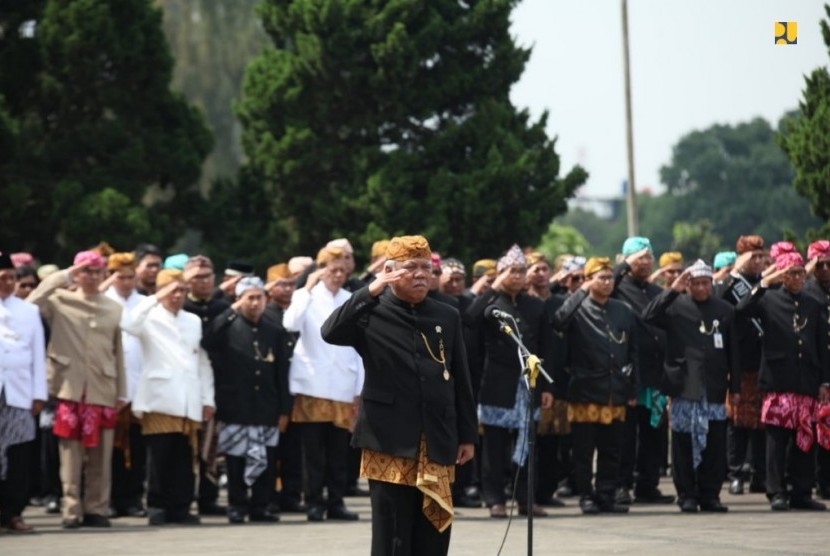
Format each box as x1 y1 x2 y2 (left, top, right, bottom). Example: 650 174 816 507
493 316 553 556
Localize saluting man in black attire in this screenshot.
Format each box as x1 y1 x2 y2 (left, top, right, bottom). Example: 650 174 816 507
643 260 738 513
322 235 476 556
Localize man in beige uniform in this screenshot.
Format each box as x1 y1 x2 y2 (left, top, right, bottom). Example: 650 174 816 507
27 250 126 528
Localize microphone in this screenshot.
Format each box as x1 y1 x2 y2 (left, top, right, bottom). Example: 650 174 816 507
485 306 512 321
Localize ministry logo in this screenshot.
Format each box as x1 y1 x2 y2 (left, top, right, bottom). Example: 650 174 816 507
775 22 797 45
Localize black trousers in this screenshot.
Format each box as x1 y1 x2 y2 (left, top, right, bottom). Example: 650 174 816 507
671 420 727 503
535 433 561 501
275 421 304 506
227 447 277 514
815 446 830 491
298 422 348 509
619 405 663 494
39 423 62 501
145 433 195 517
726 422 766 483
369 480 451 556
0 440 32 525
481 425 529 506
557 433 576 492
766 425 815 499
111 422 147 510
572 420 625 501
197 428 219 508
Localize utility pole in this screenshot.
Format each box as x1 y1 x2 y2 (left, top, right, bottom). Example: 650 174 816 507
621 0 639 236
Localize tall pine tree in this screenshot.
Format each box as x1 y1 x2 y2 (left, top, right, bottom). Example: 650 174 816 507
779 5 830 233
0 0 211 262
237 0 586 262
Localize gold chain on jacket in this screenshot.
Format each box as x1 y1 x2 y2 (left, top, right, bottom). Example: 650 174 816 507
419 332 450 380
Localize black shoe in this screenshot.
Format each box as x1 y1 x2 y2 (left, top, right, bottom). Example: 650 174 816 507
346 485 370 497
537 496 565 508
453 494 482 508
279 499 308 513
198 503 227 516
227 507 246 524
148 508 167 526
249 509 280 523
634 488 675 504
82 514 111 527
818 486 830 500
327 506 359 521
678 498 698 513
615 488 632 506
699 499 728 513
579 497 600 515
61 518 82 529
46 499 61 514
770 494 789 511
307 506 325 522
790 497 827 511
728 478 744 495
29 496 45 507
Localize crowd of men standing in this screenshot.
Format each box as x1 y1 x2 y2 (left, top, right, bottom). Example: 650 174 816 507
1 233 829 550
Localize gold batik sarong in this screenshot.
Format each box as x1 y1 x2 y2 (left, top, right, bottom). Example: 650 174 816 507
291 394 353 431
567 402 627 424
140 412 201 470
360 434 455 532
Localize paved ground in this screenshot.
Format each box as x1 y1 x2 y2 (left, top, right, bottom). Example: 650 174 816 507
2 479 827 555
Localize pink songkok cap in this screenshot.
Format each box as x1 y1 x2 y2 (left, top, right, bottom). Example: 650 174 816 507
770 242 804 270
807 240 830 261
73 250 106 269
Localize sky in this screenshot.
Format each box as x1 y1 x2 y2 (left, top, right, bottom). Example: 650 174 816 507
509 0 829 202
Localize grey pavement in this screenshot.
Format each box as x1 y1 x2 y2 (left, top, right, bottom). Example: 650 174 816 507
2 478 827 556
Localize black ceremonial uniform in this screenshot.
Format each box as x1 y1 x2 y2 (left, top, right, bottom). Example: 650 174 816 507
553 289 638 511
466 288 555 509
201 308 291 518
322 286 477 556
612 263 668 500
643 289 737 509
322 287 477 464
737 284 830 504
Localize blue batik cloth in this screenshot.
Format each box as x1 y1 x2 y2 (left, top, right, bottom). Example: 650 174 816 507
478 379 541 466
670 398 727 469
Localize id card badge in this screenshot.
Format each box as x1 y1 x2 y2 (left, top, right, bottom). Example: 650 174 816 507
713 333 723 349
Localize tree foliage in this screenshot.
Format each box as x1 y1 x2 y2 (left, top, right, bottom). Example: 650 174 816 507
1 0 211 262
779 4 830 231
237 0 586 263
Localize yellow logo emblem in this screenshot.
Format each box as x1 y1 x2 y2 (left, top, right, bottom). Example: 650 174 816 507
775 22 797 45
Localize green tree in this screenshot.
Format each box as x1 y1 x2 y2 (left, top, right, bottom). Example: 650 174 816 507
657 117 819 248
237 0 586 263
1 0 211 262
779 5 830 235
670 219 723 261
536 221 590 262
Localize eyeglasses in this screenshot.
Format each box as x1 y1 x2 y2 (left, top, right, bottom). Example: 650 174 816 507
786 269 807 277
816 261 830 270
16 282 35 289
190 273 214 281
432 270 442 276
398 262 433 275
569 275 584 283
